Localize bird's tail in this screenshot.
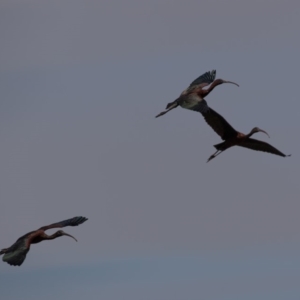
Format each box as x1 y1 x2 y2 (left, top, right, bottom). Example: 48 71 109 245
213 142 225 150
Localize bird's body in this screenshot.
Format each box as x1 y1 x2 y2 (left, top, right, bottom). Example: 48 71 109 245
200 103 291 162
155 70 239 118
0 216 88 266
176 93 211 113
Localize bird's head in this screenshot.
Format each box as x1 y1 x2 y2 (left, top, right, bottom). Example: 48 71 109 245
56 230 77 242
250 127 270 138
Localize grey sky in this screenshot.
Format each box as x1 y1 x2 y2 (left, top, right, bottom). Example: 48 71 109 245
1 0 300 299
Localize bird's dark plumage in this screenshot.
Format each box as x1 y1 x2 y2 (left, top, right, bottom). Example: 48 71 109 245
188 70 216 88
200 104 291 161
1 216 88 266
39 216 88 231
236 138 290 157
1 238 29 266
156 69 238 118
199 100 237 140
165 70 217 110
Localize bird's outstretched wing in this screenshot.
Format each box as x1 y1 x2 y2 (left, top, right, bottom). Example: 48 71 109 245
237 138 291 157
39 216 88 231
187 97 210 114
2 236 30 266
200 104 237 140
188 70 216 88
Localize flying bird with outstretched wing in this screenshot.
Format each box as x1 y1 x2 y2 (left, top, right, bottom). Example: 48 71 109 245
0 216 88 266
199 102 291 162
155 70 239 118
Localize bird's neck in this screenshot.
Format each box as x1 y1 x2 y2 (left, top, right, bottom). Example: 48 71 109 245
202 80 221 96
245 131 255 138
43 232 60 240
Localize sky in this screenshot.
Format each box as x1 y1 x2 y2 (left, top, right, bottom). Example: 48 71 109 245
0 0 300 299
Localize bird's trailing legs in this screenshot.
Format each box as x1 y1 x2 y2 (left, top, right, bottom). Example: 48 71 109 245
207 150 223 163
155 101 179 118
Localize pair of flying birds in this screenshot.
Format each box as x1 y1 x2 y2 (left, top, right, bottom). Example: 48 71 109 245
155 70 290 162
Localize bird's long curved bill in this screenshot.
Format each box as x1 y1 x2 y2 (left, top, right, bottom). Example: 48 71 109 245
224 80 239 87
155 102 179 118
259 129 270 138
63 232 78 242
